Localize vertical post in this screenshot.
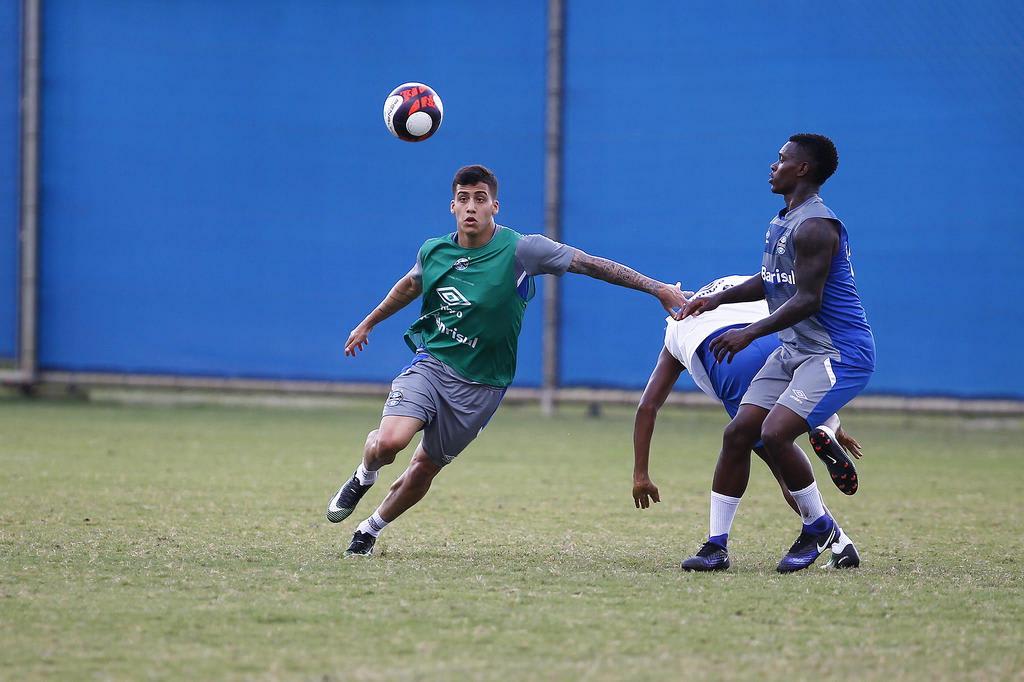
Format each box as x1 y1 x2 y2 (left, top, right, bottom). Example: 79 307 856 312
541 0 565 417
18 0 40 385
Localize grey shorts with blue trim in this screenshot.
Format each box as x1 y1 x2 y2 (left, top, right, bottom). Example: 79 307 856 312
381 355 506 467
740 345 872 428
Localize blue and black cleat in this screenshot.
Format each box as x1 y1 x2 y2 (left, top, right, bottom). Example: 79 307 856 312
777 519 839 573
681 541 731 572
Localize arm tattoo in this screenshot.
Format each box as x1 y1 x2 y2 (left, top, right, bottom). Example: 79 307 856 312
567 251 662 295
371 276 421 320
378 290 412 314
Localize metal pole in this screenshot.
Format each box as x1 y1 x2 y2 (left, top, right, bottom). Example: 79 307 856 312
18 0 41 386
541 0 565 417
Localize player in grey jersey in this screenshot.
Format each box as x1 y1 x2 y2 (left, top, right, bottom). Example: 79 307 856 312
681 134 874 573
632 275 864 570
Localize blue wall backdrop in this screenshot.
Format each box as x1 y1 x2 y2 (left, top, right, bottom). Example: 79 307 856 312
561 1 1024 397
0 0 18 360
39 0 548 383
26 1 1024 397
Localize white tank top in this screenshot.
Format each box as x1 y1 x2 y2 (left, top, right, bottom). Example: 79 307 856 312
663 275 769 400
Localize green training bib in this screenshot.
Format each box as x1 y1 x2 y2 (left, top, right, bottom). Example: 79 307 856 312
404 226 529 387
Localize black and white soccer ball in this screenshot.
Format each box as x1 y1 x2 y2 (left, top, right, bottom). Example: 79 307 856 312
383 82 444 142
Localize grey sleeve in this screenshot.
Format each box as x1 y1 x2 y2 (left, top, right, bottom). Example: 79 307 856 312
410 252 423 282
516 234 577 276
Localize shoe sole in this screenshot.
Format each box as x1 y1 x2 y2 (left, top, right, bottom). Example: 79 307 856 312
681 558 731 572
326 488 354 523
326 507 354 523
822 546 861 569
810 429 858 495
343 549 373 558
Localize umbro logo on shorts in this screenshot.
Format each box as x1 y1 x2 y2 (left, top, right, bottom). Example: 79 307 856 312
790 389 807 404
386 390 404 407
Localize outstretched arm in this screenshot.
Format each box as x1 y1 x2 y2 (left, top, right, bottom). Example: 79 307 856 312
709 218 839 362
633 347 685 509
344 268 423 356
567 250 687 317
680 274 764 319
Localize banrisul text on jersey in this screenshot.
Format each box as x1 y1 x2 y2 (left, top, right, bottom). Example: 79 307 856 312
762 195 875 369
404 226 527 387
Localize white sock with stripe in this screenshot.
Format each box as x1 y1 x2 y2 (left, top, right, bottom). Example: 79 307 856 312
355 463 378 486
357 511 389 538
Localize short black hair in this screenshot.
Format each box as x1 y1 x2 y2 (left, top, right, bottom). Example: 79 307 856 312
452 164 498 197
789 133 839 184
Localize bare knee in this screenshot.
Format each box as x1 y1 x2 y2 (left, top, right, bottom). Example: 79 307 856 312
760 424 791 454
371 429 413 462
723 419 759 454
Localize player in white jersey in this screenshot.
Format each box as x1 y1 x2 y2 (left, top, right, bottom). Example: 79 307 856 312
631 276 862 570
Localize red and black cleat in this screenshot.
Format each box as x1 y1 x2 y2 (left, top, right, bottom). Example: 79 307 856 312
810 428 859 495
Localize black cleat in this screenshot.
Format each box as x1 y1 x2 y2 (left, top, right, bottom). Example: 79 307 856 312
681 541 731 572
810 427 858 495
344 530 376 557
326 474 373 523
821 529 861 569
777 519 839 573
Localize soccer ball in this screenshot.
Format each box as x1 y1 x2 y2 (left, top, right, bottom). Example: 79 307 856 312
383 82 444 142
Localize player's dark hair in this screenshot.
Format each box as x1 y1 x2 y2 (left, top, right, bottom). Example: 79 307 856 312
452 165 498 197
789 133 839 184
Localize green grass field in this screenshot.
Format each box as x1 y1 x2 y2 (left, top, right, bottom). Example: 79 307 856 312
1 395 1021 681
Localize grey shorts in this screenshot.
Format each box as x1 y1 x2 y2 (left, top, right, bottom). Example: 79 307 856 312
741 345 852 426
381 354 506 467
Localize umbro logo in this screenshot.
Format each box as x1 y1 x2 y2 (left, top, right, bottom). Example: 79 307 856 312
437 286 471 307
790 389 807 404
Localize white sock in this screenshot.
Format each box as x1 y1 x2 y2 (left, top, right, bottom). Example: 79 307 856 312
820 497 848 547
816 423 837 441
709 491 742 539
790 482 827 525
356 511 389 538
355 463 378 486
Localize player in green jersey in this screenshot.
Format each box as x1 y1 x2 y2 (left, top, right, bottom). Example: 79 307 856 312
325 164 689 556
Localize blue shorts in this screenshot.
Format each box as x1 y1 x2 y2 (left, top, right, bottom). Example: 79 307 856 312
697 326 783 419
